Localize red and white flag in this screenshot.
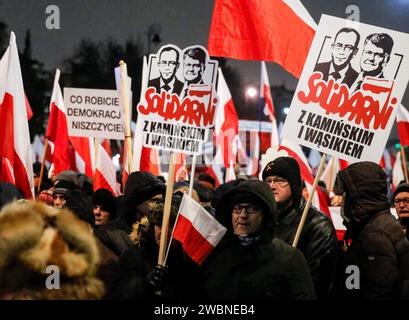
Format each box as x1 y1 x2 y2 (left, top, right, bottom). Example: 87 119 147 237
392 151 405 190
45 69 71 175
261 62 280 150
225 159 236 182
397 104 409 147
215 68 239 169
69 136 95 177
208 0 317 78
172 194 227 265
94 139 121 196
0 32 34 198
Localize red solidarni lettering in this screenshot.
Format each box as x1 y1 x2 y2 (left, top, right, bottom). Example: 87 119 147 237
137 87 216 127
297 72 397 130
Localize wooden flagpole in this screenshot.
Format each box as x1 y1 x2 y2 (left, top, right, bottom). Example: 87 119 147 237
292 153 327 248
401 146 409 183
158 152 177 266
37 138 49 193
119 61 133 175
188 155 197 196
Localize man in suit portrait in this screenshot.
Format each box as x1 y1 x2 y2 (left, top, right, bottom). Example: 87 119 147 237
351 33 394 91
314 27 360 88
148 45 184 95
181 47 207 99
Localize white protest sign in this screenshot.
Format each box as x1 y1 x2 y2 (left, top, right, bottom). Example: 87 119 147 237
137 44 219 155
282 15 409 163
64 87 125 140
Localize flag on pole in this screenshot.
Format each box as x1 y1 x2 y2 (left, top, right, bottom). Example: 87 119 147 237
392 151 405 190
94 139 121 196
208 0 317 78
215 68 239 169
45 69 71 175
173 194 227 265
0 32 34 198
225 159 236 182
260 62 280 150
69 136 95 177
397 105 409 147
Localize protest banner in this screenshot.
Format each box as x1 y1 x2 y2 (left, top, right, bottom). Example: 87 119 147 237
137 44 219 266
64 87 126 140
280 14 409 248
282 14 409 164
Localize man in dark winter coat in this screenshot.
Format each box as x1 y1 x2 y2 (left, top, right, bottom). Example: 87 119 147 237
202 179 316 300
262 157 339 299
334 162 409 299
95 171 165 257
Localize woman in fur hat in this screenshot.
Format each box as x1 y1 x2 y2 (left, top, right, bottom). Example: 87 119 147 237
0 201 104 300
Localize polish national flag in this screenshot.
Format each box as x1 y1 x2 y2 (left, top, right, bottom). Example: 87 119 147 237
278 139 330 217
397 105 409 147
45 69 71 175
94 139 120 196
261 62 280 150
208 0 317 78
392 151 405 191
215 68 239 169
172 194 227 265
0 32 34 198
225 159 237 182
321 156 339 193
69 136 95 177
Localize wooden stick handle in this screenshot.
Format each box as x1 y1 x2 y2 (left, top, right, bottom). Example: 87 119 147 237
189 155 196 197
401 146 409 183
37 138 49 193
292 154 327 248
158 152 177 266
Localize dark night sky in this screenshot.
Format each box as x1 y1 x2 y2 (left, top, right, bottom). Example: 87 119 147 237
1 0 409 139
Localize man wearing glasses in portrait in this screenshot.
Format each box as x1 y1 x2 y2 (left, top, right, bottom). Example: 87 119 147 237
148 45 184 96
314 27 361 88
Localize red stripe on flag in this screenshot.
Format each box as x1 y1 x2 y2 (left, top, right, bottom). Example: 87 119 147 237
398 122 409 147
94 168 116 196
208 0 315 78
46 102 70 175
173 214 215 265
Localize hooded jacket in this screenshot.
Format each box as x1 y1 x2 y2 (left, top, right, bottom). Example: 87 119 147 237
336 162 409 299
202 180 316 300
95 172 166 257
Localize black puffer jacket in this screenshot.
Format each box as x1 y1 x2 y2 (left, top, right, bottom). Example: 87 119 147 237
95 172 165 257
202 180 316 300
275 199 339 298
336 161 409 299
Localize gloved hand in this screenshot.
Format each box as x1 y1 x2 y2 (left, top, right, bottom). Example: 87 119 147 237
147 264 168 296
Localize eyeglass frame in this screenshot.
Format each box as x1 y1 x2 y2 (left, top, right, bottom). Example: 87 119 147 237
332 42 356 52
393 198 409 206
265 177 290 187
232 204 262 215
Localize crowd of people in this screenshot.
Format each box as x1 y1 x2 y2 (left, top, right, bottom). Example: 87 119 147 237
0 156 409 300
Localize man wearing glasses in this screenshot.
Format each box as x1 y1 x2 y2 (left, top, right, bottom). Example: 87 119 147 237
262 156 339 299
180 46 207 99
351 32 394 91
314 27 360 88
148 45 184 96
392 183 409 240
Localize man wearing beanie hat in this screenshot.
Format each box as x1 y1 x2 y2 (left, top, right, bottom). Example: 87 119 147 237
392 182 409 240
93 188 117 227
52 180 78 209
262 156 339 299
95 171 165 257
